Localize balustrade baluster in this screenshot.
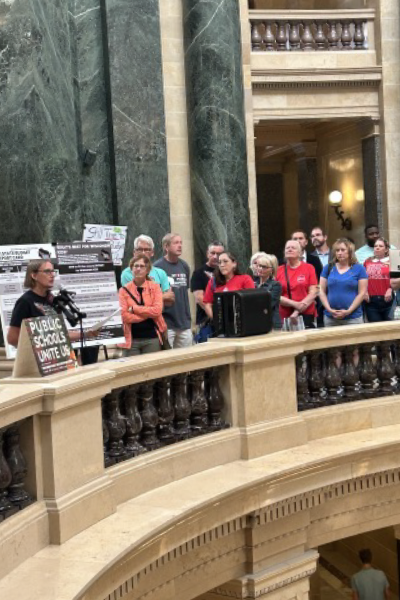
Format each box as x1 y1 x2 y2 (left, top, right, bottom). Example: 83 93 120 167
342 347 360 401
314 21 326 50
189 370 209 436
172 374 192 441
301 21 314 51
393 341 400 392
289 22 300 51
105 390 127 460
205 369 228 431
0 428 16 520
275 21 287 51
4 425 32 509
354 20 365 49
139 382 161 450
251 21 263 51
155 378 175 445
377 342 395 396
340 20 352 49
296 354 311 410
102 399 115 468
325 349 342 405
263 21 275 51
359 344 378 399
327 21 340 50
124 385 147 455
309 352 325 406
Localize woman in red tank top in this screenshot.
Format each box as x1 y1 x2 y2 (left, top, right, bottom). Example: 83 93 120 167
363 237 395 322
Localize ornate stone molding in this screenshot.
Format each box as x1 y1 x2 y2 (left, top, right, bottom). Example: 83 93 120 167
253 79 380 91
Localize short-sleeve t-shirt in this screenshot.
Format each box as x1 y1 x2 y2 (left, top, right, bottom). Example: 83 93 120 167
190 263 215 324
120 266 170 291
10 290 57 328
364 258 391 297
321 262 368 319
153 257 191 330
203 274 255 305
351 568 389 600
276 262 318 319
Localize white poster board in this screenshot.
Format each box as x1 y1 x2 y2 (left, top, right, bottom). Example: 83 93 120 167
56 242 125 347
83 224 128 266
0 244 57 359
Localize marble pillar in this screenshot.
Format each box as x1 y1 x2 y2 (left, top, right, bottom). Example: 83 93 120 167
362 134 383 231
102 0 170 257
182 0 252 269
296 156 319 234
0 0 82 243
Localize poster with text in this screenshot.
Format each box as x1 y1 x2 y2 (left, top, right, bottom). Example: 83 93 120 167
56 242 125 347
83 224 128 266
0 244 57 359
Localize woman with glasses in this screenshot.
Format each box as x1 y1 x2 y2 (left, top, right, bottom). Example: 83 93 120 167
203 252 254 319
7 259 58 347
255 254 282 330
119 253 167 356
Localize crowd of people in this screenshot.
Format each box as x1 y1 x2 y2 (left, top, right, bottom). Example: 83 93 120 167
115 224 399 356
7 224 399 358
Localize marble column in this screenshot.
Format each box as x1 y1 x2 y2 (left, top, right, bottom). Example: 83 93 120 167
362 134 383 231
102 0 170 257
0 0 82 244
295 147 319 234
182 0 252 269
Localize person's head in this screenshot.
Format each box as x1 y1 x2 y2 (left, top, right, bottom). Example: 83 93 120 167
162 233 182 260
129 253 152 282
284 240 302 262
215 252 240 285
291 230 308 250
359 549 372 565
250 252 268 275
24 260 55 291
257 254 278 280
373 237 390 259
310 227 328 249
206 241 225 268
332 238 357 265
133 235 155 259
365 224 380 247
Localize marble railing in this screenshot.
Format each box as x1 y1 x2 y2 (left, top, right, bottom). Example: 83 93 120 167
249 9 375 52
102 369 228 467
0 421 33 521
297 340 399 411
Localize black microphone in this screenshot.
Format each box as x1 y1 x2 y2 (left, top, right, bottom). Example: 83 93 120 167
52 288 87 327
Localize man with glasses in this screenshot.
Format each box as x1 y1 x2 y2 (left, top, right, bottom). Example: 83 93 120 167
190 241 225 342
121 235 174 306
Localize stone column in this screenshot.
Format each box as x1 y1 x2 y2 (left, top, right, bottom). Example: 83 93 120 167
257 172 285 259
182 0 252 268
101 0 171 257
294 144 319 234
362 134 383 231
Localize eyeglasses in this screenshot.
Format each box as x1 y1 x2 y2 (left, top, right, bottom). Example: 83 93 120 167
37 269 55 275
258 265 272 269
135 247 152 253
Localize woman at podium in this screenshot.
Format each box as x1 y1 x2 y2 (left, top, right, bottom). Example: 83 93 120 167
7 259 57 347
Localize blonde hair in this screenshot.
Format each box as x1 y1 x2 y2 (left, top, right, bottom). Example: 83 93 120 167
24 259 51 289
284 239 302 258
258 254 279 278
331 238 357 265
162 233 180 252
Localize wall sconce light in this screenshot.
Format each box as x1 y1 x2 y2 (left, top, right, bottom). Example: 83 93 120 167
328 190 352 231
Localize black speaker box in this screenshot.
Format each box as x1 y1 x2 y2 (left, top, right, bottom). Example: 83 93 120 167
213 288 272 338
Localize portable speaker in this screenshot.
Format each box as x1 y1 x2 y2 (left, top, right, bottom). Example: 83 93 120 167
213 288 272 337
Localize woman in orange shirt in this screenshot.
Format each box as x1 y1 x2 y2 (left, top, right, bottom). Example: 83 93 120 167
119 254 167 356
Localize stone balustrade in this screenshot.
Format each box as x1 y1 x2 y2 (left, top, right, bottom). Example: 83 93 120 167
101 369 228 468
249 9 375 52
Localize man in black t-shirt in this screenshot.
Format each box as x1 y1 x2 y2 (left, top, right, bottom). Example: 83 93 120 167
190 241 224 342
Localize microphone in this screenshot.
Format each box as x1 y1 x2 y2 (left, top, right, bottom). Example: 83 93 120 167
52 288 87 327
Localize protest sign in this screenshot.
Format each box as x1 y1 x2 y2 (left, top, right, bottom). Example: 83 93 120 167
83 224 127 266
13 315 78 378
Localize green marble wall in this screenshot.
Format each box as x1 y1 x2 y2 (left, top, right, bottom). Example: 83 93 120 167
182 0 252 269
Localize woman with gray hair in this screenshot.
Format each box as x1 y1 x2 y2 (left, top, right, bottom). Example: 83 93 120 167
276 240 318 329
249 251 269 276
254 254 282 330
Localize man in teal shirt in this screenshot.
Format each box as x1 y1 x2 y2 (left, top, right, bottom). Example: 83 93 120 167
351 549 390 600
121 235 174 306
